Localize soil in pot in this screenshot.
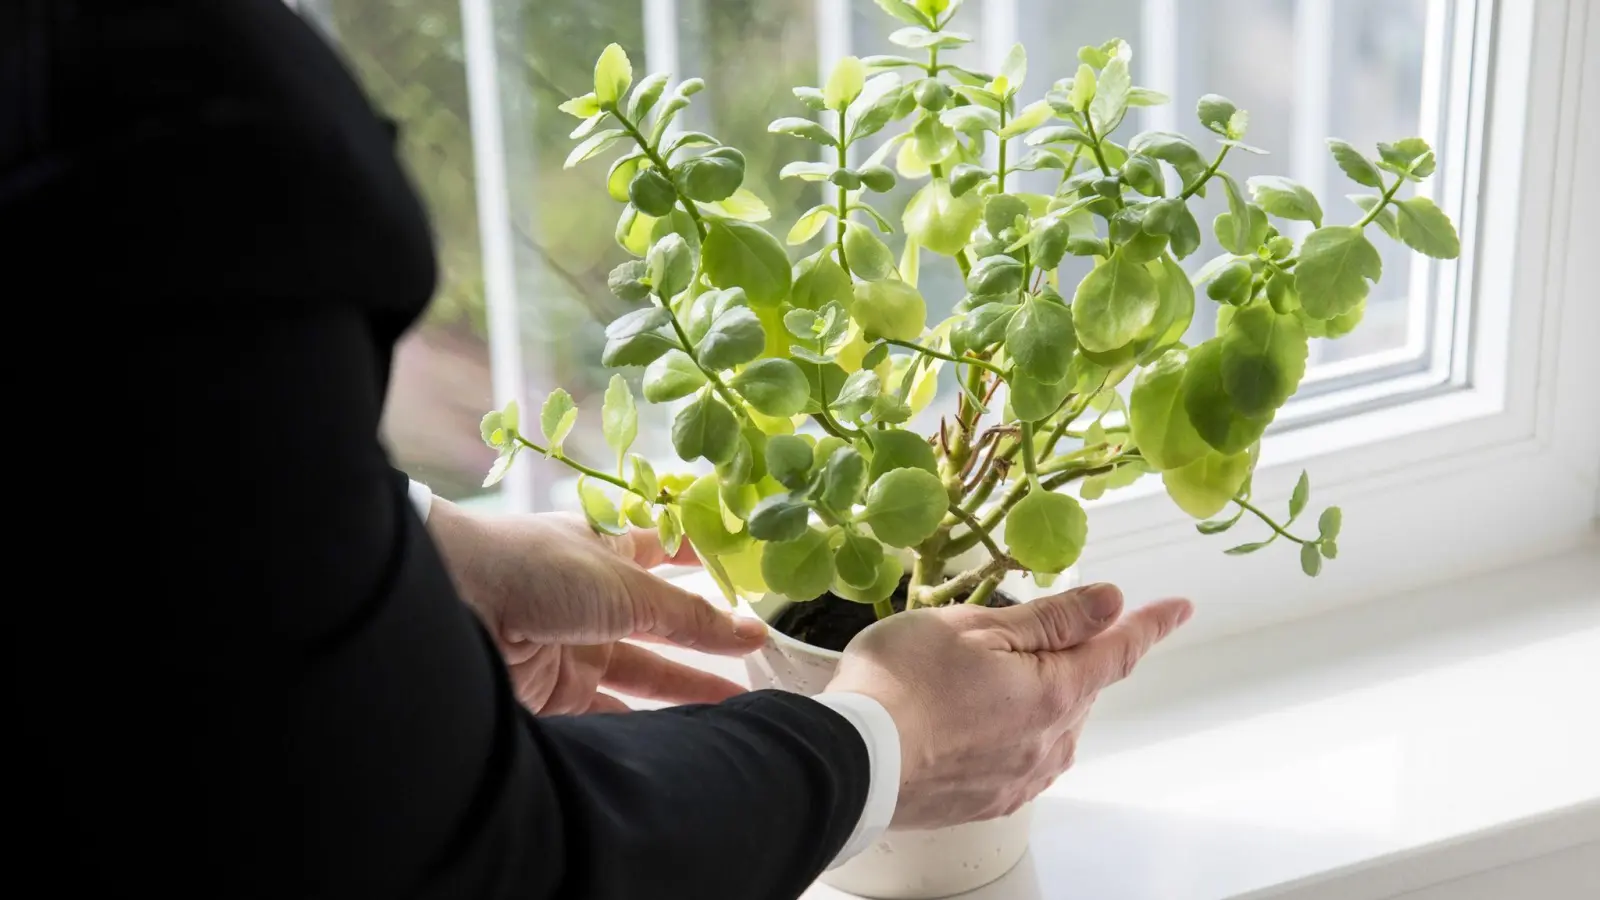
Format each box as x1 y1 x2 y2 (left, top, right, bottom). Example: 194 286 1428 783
770 576 1017 653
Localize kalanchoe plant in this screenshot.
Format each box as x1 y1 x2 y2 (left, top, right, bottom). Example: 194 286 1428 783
480 0 1459 616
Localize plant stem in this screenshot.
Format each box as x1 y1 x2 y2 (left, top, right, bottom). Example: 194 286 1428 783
835 114 853 278
874 598 896 620
1356 175 1404 228
996 104 1009 192
883 338 1008 376
1019 421 1040 488
615 111 708 243
947 503 1007 565
964 575 1001 606
1178 143 1233 201
513 435 632 491
1234 497 1312 544
657 301 753 424
921 556 1016 606
1081 114 1115 178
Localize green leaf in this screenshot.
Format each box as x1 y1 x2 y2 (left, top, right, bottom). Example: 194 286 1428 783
1300 541 1324 576
966 254 1025 297
1289 470 1310 520
1320 539 1339 559
645 233 692 298
859 164 898 193
673 148 746 203
998 42 1027 90
656 505 684 556
939 105 1002 135
1073 249 1161 353
540 388 578 453
601 375 638 461
593 43 633 108
1065 63 1096 112
766 434 816 490
769 116 837 146
819 447 869 510
1129 131 1209 190
697 306 767 370
1006 295 1076 384
1007 369 1073 422
626 71 669 121
1327 139 1383 188
781 160 836 182
680 474 749 557
825 56 866 110
1196 506 1245 534
1318 506 1343 541
564 129 625 169
628 455 659 501
791 252 854 310
852 279 926 342
748 493 811 542
1005 490 1088 574
762 527 836 600
577 477 629 536
1394 196 1460 259
889 26 974 50
835 532 886 590
1130 348 1211 471
1349 195 1401 241
865 428 938 482
1090 56 1131 135
606 153 646 203
601 308 677 367
1294 225 1383 319
672 391 740 464
1378 137 1436 177
1196 94 1237 136
702 218 793 307
1224 540 1272 556
904 179 982 256
627 166 677 218
1181 339 1273 455
874 0 935 27
1219 305 1309 417
843 221 897 282
1248 176 1324 227
832 371 882 423
607 259 651 304
643 350 706 402
848 74 909 141
732 358 808 417
558 93 601 119
1162 449 1252 519
864 468 947 548
1139 254 1196 357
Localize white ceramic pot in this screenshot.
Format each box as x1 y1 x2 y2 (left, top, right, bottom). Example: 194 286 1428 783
744 550 1073 900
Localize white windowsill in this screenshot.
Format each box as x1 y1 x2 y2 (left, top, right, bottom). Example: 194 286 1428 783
655 540 1600 899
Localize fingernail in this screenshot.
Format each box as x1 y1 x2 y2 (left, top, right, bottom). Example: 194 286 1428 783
733 616 768 640
1176 602 1195 626
1078 583 1122 622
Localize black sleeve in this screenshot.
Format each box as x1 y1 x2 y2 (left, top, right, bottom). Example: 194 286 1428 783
6 2 868 898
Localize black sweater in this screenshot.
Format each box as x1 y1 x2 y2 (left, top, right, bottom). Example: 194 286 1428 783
5 2 867 897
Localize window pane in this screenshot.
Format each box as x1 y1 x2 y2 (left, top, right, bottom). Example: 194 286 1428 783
308 0 499 502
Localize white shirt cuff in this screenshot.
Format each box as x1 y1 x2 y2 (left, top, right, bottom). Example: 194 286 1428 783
811 691 901 868
407 479 434 523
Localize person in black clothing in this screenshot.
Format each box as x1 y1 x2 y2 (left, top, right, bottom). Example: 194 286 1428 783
5 2 1192 897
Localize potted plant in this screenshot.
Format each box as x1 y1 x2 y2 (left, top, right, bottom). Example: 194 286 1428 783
477 0 1458 895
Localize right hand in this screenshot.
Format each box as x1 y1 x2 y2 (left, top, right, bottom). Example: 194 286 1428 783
823 583 1192 830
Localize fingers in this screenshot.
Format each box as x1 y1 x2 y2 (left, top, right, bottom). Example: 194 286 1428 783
983 583 1126 653
601 642 748 705
585 692 631 714
623 565 768 655
604 526 701 570
1071 597 1194 691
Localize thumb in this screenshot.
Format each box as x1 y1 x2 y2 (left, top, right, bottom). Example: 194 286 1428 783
623 566 768 655
602 526 700 570
984 582 1125 653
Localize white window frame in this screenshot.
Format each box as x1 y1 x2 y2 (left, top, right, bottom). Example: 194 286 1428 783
460 0 1597 639
1081 0 1599 645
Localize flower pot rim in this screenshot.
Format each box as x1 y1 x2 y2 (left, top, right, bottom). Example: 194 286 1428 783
750 592 846 662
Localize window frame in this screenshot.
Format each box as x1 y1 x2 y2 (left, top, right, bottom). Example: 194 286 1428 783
1078 0 1600 646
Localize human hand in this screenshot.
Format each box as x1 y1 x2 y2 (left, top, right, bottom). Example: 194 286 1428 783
822 583 1192 829
427 502 767 714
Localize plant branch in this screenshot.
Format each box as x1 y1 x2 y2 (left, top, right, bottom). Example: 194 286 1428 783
513 435 632 491
1178 143 1233 201
884 338 1008 376
964 575 1002 606
947 503 1007 565
614 111 708 243
920 555 1018 606
1234 496 1312 544
835 115 853 277
1356 174 1405 228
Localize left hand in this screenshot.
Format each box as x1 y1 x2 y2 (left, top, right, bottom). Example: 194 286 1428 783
426 502 767 715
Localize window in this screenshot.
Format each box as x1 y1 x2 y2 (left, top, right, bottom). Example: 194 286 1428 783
307 0 1597 632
